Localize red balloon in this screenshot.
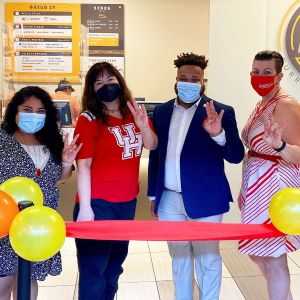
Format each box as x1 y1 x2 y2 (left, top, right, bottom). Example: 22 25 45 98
0 190 19 238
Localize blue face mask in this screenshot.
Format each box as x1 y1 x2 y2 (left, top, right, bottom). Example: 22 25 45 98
177 81 201 103
18 112 46 134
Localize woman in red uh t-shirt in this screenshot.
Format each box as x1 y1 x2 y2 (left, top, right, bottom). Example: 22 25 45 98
74 62 157 300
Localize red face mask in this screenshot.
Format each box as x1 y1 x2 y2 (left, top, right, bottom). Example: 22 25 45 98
251 75 275 96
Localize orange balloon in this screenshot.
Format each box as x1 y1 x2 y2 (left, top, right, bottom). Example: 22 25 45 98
0 190 19 238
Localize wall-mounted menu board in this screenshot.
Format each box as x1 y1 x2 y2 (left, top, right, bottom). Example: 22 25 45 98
81 4 124 76
5 3 81 82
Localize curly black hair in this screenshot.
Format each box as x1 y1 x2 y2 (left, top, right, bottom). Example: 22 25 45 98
174 53 209 69
1 86 64 163
254 50 284 73
81 62 132 124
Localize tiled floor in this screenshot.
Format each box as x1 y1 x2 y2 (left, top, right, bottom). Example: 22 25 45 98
36 238 300 300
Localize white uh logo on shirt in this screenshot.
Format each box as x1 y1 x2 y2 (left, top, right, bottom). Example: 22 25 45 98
108 123 142 159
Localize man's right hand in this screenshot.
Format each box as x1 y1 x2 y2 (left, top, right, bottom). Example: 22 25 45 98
77 205 95 221
203 100 224 137
150 200 158 219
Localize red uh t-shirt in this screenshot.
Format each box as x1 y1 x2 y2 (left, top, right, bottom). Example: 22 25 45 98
75 111 147 203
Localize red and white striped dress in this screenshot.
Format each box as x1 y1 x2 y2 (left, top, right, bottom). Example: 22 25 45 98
238 94 300 257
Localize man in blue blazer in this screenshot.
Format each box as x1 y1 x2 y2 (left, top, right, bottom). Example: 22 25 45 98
147 53 244 300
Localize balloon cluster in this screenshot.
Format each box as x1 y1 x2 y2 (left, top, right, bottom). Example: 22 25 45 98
0 177 66 262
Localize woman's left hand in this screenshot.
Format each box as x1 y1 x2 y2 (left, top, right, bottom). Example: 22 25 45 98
127 98 149 130
62 133 82 164
263 114 286 148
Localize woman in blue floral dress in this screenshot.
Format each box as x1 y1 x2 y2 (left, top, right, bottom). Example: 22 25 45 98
0 86 81 300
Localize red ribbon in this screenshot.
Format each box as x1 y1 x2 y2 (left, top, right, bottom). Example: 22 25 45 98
66 220 285 241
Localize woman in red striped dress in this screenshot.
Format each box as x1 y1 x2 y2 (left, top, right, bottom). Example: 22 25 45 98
239 50 300 300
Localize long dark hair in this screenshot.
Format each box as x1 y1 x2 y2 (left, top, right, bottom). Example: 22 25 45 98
81 62 132 124
1 86 64 163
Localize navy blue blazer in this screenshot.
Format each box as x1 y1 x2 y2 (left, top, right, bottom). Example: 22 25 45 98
147 95 244 219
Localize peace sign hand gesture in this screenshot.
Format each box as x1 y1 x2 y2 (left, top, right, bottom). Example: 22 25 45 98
203 100 224 136
263 114 285 149
62 133 82 164
127 98 149 130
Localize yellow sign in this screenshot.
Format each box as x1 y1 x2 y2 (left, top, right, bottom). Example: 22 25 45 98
88 35 119 47
5 3 81 83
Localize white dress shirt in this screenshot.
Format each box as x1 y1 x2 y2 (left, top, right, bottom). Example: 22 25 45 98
164 98 226 193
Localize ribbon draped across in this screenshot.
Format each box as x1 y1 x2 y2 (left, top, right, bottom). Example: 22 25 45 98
66 220 285 241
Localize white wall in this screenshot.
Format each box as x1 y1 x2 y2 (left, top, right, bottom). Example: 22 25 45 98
209 0 299 128
209 0 300 221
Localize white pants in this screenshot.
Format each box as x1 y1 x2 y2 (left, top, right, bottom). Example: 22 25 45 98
158 190 223 300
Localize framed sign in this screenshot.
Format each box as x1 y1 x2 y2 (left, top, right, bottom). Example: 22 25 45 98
5 3 81 82
81 4 124 75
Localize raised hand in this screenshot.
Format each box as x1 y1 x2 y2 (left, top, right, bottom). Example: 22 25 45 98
62 133 82 164
202 100 224 136
263 114 285 148
127 98 149 130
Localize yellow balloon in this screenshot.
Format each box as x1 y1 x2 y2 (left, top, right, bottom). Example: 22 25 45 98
269 188 300 234
9 206 66 262
0 177 43 206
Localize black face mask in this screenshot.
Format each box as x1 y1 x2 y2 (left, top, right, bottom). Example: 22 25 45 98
96 83 121 103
